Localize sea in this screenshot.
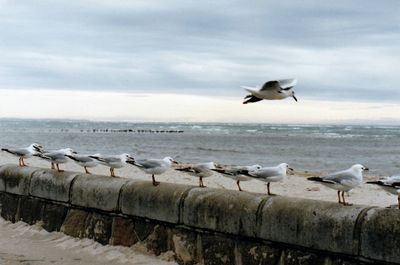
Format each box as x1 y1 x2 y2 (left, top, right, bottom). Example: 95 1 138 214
1 119 400 176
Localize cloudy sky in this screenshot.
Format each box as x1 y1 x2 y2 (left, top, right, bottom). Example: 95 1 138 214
0 0 399 123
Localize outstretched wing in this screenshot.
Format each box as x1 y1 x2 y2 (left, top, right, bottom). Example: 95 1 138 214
260 81 280 91
278 78 297 89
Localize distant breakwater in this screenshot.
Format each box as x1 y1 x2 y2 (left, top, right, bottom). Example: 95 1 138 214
73 129 184 133
0 164 399 265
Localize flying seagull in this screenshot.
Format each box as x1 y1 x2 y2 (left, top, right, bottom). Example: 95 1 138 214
242 78 298 104
308 164 368 206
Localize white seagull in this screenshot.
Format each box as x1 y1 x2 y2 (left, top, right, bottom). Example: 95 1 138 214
242 78 298 104
212 164 262 191
131 156 178 186
37 148 77 172
307 164 369 206
175 162 219 188
66 153 100 174
1 143 43 166
367 176 400 209
89 153 135 177
247 163 292 195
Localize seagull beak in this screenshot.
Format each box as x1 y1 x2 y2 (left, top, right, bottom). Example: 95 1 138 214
292 95 298 102
172 160 179 165
289 167 294 171
33 146 41 152
72 151 78 154
364 167 369 171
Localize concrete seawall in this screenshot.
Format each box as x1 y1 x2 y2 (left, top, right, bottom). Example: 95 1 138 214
0 164 399 265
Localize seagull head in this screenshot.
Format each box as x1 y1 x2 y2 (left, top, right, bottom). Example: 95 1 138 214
164 156 178 165
30 143 44 153
121 153 135 163
351 164 369 172
279 163 294 174
247 164 262 171
62 148 77 155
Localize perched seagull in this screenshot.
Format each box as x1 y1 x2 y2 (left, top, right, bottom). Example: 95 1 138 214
247 163 292 195
242 78 298 104
175 162 219 188
37 148 77 172
66 153 100 174
89 153 135 177
130 156 178 186
307 164 368 206
212 164 262 191
367 176 400 209
1 143 43 166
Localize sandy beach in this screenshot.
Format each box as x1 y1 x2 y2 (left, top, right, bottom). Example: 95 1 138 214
0 153 396 209
0 217 176 265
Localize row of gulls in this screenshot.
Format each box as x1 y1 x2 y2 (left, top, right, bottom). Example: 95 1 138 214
1 144 399 208
1 143 43 166
0 143 178 186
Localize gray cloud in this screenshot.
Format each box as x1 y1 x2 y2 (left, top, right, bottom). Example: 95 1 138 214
0 0 399 101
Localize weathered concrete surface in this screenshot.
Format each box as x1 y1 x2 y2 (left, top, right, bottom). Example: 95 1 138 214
120 181 194 224
84 212 113 245
171 229 199 265
41 202 68 232
0 164 39 195
1 166 400 265
259 196 369 255
0 192 19 222
30 169 79 202
235 241 281 265
110 216 138 246
61 209 113 245
61 208 89 238
359 208 400 263
17 196 45 224
281 250 326 265
182 188 269 237
71 174 131 212
201 234 235 265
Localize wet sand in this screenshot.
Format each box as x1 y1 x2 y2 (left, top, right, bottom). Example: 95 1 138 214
0 217 176 265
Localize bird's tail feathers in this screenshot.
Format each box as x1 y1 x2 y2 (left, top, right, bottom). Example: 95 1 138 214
89 155 105 163
65 155 79 162
175 167 195 173
36 154 52 161
366 181 382 185
1 148 11 154
241 86 257 94
307 176 324 182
